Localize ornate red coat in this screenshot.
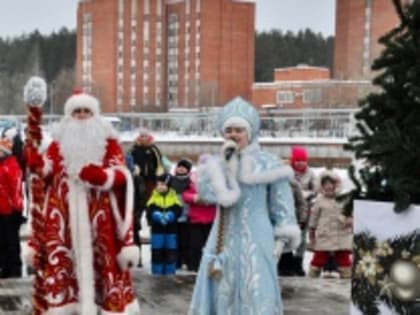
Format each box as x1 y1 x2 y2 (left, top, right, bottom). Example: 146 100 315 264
28 138 140 315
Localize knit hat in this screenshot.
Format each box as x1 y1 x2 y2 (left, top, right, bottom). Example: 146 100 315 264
176 158 192 173
156 173 172 187
290 146 308 173
0 138 12 154
291 146 308 163
64 88 100 117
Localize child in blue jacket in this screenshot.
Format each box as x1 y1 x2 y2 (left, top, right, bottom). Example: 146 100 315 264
146 173 182 275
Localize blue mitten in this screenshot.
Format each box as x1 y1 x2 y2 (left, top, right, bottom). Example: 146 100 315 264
151 211 166 225
165 211 175 224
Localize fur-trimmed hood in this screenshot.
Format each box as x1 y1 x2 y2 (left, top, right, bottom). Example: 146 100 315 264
317 169 343 194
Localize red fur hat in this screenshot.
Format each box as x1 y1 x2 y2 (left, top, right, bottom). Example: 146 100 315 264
64 88 100 117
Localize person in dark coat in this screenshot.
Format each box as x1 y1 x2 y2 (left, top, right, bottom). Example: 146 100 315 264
171 158 193 269
128 128 164 266
129 128 164 202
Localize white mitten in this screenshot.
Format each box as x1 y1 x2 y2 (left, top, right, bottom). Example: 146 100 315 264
221 139 237 160
117 245 140 270
273 240 285 261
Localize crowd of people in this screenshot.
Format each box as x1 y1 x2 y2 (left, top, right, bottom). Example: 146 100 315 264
0 85 353 314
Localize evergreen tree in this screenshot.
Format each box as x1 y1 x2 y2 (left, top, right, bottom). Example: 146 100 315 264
346 0 420 212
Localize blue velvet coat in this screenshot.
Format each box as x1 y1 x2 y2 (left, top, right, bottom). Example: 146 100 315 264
188 140 300 315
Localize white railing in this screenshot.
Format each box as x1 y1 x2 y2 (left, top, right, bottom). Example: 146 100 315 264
0 108 358 139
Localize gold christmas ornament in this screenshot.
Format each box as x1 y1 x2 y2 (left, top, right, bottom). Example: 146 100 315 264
390 260 420 301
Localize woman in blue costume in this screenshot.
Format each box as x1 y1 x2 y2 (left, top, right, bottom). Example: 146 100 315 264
188 97 301 315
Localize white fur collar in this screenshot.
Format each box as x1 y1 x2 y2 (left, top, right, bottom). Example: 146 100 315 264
237 142 293 184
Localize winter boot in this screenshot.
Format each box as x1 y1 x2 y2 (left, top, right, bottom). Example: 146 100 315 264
338 267 352 279
309 266 321 278
293 256 306 276
277 252 296 276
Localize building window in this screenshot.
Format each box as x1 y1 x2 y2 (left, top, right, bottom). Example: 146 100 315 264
303 89 321 104
276 91 294 104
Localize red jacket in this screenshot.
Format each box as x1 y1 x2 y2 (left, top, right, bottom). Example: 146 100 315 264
182 181 216 224
0 155 23 215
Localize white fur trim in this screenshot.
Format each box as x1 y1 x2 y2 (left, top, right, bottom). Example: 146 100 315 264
45 302 79 315
64 93 100 117
22 244 36 267
108 166 134 240
273 224 301 252
222 117 251 140
117 246 140 270
100 299 141 315
205 157 240 207
68 180 96 315
239 154 293 184
42 156 53 177
96 168 115 191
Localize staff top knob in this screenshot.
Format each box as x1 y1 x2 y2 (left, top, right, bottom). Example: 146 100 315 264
24 76 47 107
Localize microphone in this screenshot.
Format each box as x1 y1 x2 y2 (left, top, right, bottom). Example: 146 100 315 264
223 139 238 161
225 147 236 161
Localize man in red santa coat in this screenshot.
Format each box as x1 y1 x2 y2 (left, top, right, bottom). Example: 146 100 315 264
26 91 140 314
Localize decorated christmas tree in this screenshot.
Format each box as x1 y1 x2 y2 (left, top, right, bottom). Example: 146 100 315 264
346 0 420 213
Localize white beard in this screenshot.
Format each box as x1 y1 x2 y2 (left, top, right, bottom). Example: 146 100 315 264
52 116 118 179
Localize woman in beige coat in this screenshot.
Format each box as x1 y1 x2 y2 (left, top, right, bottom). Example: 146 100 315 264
308 170 352 279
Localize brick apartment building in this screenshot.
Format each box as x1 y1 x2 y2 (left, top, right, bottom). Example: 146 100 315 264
334 0 403 80
76 0 255 113
251 65 373 109
252 0 402 109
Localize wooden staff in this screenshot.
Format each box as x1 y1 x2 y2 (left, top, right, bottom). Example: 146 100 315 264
23 77 47 314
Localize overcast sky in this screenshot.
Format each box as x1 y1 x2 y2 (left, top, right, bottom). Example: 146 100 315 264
0 0 335 38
